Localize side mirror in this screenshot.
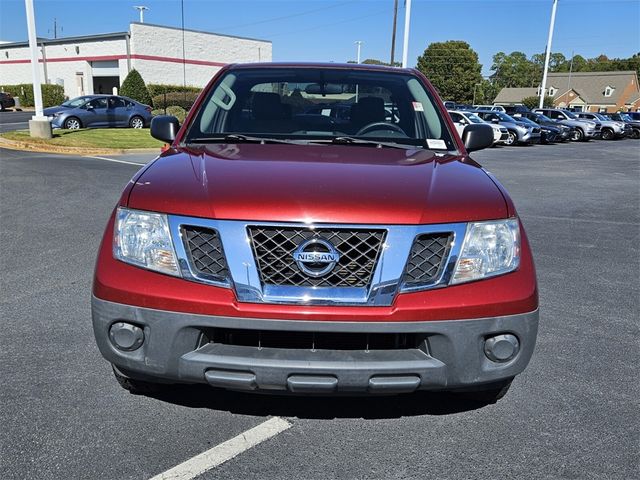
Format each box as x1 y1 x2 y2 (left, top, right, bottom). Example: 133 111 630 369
86 104 94 110
491 118 500 124
462 123 494 152
151 115 180 143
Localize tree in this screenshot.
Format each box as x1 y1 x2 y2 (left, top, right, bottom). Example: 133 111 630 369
347 58 401 67
120 69 152 106
491 51 538 88
416 41 482 103
522 95 554 109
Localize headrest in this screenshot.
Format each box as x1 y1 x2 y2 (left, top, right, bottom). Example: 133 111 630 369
252 92 283 120
351 96 385 126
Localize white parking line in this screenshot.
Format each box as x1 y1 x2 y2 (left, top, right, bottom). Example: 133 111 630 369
84 155 148 166
148 417 292 480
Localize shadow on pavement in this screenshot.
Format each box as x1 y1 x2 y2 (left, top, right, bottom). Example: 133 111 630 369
146 384 490 419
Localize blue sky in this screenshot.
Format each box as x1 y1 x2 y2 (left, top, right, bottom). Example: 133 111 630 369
1 0 639 75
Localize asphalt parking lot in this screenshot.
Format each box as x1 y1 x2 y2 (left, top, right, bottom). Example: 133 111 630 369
1 139 638 480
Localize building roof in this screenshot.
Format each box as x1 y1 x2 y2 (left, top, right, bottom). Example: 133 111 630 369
0 22 271 49
546 71 638 105
494 71 640 106
493 87 537 104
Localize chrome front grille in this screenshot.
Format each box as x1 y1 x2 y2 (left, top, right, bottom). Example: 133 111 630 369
248 226 386 287
403 233 453 286
182 226 229 281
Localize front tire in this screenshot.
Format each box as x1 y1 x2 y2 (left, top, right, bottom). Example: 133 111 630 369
129 116 145 129
601 128 614 140
630 128 640 139
505 130 517 146
571 128 584 142
64 116 82 130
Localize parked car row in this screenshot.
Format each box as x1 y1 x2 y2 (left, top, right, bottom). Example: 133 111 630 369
446 103 640 146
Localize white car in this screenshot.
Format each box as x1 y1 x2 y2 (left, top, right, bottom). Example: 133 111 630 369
473 105 506 113
448 110 508 145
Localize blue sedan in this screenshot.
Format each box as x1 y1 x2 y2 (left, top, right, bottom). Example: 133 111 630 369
43 95 153 129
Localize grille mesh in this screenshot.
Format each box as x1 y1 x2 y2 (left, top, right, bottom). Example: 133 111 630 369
248 227 386 287
182 226 229 280
403 233 452 286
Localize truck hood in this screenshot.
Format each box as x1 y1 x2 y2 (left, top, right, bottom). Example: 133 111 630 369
127 143 508 225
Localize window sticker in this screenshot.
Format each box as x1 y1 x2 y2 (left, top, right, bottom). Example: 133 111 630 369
412 101 424 112
427 139 447 150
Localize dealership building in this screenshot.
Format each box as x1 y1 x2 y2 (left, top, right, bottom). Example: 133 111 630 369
0 22 272 98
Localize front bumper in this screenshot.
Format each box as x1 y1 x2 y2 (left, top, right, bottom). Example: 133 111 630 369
92 296 539 394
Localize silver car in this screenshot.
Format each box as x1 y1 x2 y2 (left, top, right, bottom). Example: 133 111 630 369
43 95 153 130
575 112 627 140
473 110 541 146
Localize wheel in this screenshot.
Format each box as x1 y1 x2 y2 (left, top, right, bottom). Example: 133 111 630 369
129 116 145 129
630 128 640 139
64 116 82 130
112 365 168 395
570 128 583 142
601 128 614 140
455 379 513 404
504 130 517 146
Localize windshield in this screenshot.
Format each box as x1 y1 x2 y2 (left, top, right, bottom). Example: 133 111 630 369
517 117 537 126
495 112 517 122
464 113 484 124
534 113 553 122
563 110 578 119
619 113 632 121
61 96 90 108
592 113 609 121
185 67 456 149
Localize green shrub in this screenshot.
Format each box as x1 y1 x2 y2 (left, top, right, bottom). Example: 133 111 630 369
522 95 554 109
166 105 187 123
0 83 64 107
151 109 165 117
147 83 201 98
120 69 152 106
152 91 199 110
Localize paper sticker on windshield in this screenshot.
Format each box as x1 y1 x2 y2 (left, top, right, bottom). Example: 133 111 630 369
412 102 424 112
427 139 447 150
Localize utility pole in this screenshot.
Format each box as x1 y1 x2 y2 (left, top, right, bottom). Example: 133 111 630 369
25 0 51 138
390 0 398 66
133 6 149 23
53 18 57 38
401 0 412 68
567 50 574 92
355 41 363 102
539 0 558 108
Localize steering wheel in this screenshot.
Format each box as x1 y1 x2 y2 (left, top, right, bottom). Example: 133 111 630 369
355 122 406 136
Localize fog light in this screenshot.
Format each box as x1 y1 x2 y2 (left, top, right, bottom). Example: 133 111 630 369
484 334 519 363
109 322 144 351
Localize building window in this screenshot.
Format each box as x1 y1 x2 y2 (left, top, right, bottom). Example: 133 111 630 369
604 86 614 97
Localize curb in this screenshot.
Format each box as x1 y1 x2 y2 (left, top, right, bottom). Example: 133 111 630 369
0 136 162 156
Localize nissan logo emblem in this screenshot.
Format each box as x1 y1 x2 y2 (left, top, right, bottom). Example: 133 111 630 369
292 238 340 278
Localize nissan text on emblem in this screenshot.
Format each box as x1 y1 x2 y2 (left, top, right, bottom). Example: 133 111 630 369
292 238 341 278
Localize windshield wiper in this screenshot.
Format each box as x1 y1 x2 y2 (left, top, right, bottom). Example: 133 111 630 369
187 134 305 145
312 136 419 150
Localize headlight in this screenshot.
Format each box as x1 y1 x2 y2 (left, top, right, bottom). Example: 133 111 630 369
451 219 520 284
113 207 180 276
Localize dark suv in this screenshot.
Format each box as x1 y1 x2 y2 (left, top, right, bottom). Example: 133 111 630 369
0 92 16 111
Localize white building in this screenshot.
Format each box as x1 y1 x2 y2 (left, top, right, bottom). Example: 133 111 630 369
0 22 272 98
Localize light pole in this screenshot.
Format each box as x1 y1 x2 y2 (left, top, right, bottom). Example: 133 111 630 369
133 6 149 23
355 41 363 102
539 0 558 108
25 0 51 138
401 0 412 68
472 83 482 106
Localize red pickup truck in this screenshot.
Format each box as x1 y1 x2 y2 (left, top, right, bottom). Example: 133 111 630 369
93 63 538 403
